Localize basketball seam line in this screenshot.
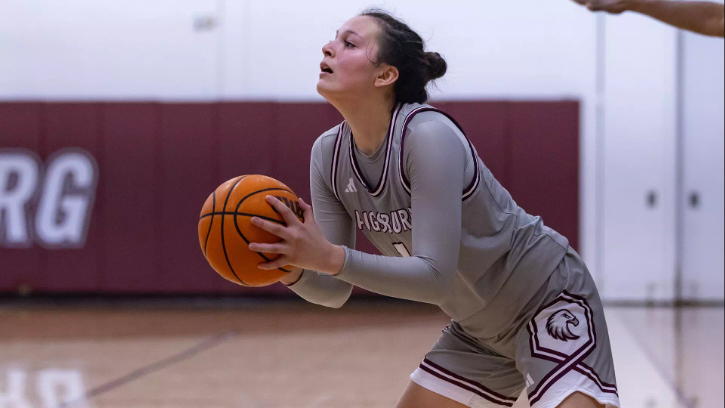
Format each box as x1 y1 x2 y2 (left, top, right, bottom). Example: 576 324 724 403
232 213 291 273
199 212 285 225
220 176 250 286
233 186 297 274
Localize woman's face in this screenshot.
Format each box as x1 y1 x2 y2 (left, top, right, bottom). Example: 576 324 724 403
317 16 385 100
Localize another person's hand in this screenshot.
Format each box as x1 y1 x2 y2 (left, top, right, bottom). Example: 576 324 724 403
572 0 632 14
248 196 346 276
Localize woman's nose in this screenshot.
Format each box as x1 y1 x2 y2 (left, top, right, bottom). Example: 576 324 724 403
322 41 334 57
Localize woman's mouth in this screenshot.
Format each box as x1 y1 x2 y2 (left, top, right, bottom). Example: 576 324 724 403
320 63 334 75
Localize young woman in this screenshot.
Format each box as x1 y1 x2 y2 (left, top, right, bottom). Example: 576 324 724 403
247 9 619 408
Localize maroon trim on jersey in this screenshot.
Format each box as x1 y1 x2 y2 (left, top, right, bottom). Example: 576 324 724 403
348 104 402 197
576 364 619 396
527 349 618 397
419 359 517 406
397 107 480 200
330 123 345 201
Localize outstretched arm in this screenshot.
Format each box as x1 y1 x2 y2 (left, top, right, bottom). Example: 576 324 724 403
572 0 725 37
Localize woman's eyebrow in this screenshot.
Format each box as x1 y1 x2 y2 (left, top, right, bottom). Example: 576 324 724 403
335 29 360 39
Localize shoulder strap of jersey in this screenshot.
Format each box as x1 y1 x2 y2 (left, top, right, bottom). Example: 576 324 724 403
330 121 347 201
398 107 481 200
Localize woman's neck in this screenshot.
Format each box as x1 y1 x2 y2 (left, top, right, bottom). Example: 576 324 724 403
334 97 394 155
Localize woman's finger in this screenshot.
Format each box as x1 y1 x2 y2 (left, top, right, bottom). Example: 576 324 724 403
251 216 289 239
299 198 314 225
266 196 302 226
257 256 291 270
248 242 287 254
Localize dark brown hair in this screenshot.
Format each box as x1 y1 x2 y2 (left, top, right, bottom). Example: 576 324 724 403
361 9 447 106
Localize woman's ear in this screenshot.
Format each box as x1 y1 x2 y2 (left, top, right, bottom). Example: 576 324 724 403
375 65 399 88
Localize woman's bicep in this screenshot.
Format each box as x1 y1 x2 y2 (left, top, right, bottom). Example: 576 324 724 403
407 121 466 274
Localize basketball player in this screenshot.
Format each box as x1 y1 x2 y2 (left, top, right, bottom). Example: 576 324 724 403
571 0 725 37
247 9 619 408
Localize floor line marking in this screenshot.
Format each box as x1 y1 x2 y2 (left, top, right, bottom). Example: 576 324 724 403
58 331 236 408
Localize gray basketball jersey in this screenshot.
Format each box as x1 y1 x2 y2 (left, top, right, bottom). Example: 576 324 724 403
318 102 569 332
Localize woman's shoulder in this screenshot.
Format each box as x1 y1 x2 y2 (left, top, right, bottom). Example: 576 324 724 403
313 123 344 154
397 104 462 142
310 122 345 174
396 103 458 133
399 104 471 167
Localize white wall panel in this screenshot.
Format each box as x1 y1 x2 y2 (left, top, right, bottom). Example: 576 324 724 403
219 0 245 98
601 15 678 301
681 30 725 301
233 0 361 100
0 0 219 100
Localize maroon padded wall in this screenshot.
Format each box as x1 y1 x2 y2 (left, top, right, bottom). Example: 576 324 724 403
0 101 578 295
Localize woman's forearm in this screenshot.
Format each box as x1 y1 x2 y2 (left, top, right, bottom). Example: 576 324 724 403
629 0 724 37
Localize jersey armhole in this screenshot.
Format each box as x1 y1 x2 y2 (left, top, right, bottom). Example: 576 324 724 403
398 107 480 201
328 122 346 201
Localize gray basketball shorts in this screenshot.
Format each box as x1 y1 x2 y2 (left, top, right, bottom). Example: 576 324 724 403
410 248 620 408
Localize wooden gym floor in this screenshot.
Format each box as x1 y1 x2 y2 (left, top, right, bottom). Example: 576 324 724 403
0 299 722 408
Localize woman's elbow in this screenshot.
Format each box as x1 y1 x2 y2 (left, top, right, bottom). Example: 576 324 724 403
426 265 456 306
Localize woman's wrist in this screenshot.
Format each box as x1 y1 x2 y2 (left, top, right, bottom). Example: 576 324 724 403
626 0 649 13
324 244 346 276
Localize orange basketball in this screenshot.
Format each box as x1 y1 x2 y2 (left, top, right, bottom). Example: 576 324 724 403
198 175 304 287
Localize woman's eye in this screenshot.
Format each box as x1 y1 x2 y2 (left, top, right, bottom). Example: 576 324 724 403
344 41 355 48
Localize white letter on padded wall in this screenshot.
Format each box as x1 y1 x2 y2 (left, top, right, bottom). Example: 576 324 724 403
0 150 40 246
36 150 97 248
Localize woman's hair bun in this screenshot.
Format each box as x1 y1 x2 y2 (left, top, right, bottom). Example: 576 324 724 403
424 52 447 81
361 9 447 104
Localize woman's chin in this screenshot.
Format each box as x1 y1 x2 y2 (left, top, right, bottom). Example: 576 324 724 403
316 81 334 98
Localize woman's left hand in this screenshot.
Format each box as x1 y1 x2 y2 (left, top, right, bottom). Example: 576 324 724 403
248 196 345 275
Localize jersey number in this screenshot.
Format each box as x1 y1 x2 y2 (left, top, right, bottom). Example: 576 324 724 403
393 242 411 257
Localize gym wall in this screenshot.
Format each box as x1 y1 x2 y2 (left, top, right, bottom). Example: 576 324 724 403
0 101 578 294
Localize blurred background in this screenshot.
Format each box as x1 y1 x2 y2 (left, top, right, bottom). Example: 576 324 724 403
0 0 723 407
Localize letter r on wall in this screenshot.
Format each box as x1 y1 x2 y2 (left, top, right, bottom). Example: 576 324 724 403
0 150 40 246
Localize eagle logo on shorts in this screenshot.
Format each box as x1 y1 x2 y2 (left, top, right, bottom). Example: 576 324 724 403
546 309 581 342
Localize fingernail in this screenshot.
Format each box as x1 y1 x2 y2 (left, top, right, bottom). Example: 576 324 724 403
251 217 260 224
